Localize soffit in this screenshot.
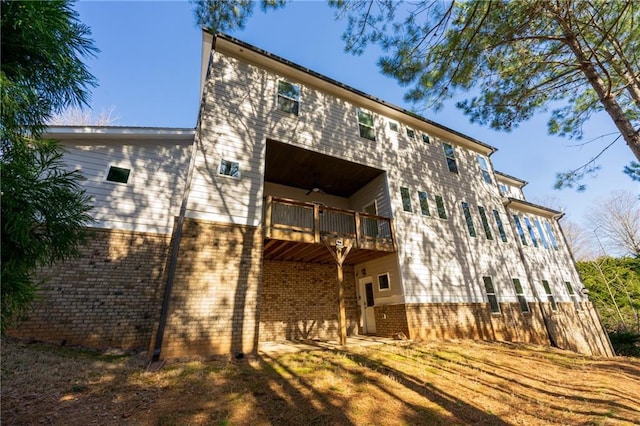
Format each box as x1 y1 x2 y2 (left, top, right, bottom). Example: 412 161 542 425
504 198 562 219
265 139 384 198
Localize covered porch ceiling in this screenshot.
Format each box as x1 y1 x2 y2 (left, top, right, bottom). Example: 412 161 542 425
265 139 384 198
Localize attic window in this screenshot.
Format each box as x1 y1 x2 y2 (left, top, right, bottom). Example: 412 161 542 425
422 133 431 144
219 159 240 178
389 121 398 132
276 80 300 115
105 166 131 184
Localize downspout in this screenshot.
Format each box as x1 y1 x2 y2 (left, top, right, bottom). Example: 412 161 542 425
152 131 201 362
152 33 216 362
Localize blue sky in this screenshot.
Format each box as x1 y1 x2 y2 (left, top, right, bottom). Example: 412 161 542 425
73 1 635 230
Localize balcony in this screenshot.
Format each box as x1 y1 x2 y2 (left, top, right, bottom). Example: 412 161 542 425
263 196 397 265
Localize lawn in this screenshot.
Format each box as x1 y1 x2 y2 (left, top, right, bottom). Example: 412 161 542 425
2 337 639 425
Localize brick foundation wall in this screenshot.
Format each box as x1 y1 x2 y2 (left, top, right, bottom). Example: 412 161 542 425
374 304 410 338
158 219 263 358
395 301 612 357
8 228 171 351
260 260 359 341
545 302 614 357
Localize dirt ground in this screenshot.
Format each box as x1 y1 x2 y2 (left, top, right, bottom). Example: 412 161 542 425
2 337 639 425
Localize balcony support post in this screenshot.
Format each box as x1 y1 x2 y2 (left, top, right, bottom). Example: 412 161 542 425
323 240 352 346
264 196 273 239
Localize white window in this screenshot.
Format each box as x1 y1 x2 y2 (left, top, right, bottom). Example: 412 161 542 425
435 195 447 219
388 120 399 132
443 142 458 173
219 159 240 178
378 273 391 291
462 202 476 237
478 206 493 240
422 133 431 144
400 187 412 212
477 155 492 184
534 219 550 249
542 280 558 311
483 277 500 313
513 215 528 245
357 108 376 141
544 221 559 250
104 165 131 184
276 80 300 115
493 210 508 242
406 127 416 139
418 191 430 216
565 281 582 311
524 217 539 248
512 278 530 313
499 183 508 195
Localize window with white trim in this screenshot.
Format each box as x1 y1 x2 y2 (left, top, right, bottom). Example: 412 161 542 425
388 120 399 132
483 276 500 313
542 280 558 311
105 165 131 184
462 202 476 237
442 142 458 173
512 278 529 313
493 209 508 242
378 273 390 291
418 191 430 216
534 219 550 249
422 133 431 144
406 127 416 139
565 281 582 310
357 108 376 141
276 80 300 115
524 217 539 248
478 206 493 240
513 215 528 245
544 221 559 250
477 155 492 184
400 187 412 212
219 159 240 178
435 195 447 219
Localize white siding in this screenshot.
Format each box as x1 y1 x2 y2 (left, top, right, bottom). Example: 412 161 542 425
61 138 190 234
196 46 583 306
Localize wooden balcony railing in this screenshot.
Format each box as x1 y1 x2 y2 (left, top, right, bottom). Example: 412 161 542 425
264 196 397 252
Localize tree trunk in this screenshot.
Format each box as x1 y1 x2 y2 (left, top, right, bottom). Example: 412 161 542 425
550 4 640 161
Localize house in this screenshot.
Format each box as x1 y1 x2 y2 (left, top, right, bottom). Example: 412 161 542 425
9 32 614 358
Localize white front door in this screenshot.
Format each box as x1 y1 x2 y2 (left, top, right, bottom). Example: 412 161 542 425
359 278 376 334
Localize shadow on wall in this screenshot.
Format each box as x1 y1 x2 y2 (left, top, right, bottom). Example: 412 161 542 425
8 227 172 352
259 260 359 342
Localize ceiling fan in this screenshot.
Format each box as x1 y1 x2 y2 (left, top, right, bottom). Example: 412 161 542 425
305 173 328 196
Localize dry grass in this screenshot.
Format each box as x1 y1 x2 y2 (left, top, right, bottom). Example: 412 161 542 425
2 337 639 425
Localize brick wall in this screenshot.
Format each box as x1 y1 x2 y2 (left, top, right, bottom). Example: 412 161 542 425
8 228 171 351
260 260 359 341
394 301 612 357
374 304 410 338
545 302 614 357
157 219 264 358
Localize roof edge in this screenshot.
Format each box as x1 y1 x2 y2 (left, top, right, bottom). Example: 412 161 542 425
503 197 563 219
211 32 498 155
